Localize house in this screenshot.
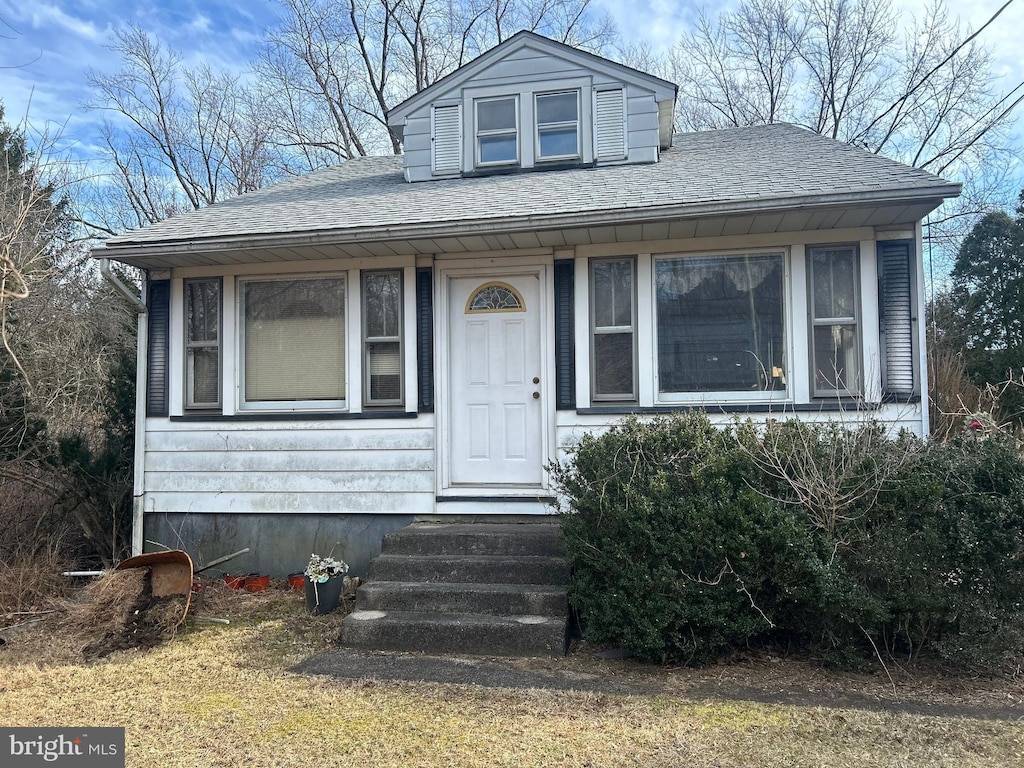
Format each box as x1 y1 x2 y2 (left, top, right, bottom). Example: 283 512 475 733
94 31 961 576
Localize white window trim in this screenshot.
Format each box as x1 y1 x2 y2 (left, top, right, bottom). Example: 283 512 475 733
236 273 349 412
474 95 519 168
362 269 404 408
535 90 581 163
651 249 792 405
183 277 222 410
463 78 593 170
808 243 863 398
590 256 637 402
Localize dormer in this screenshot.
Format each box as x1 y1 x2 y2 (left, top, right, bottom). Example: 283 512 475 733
386 31 677 183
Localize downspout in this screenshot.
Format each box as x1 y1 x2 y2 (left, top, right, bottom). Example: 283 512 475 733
99 258 149 557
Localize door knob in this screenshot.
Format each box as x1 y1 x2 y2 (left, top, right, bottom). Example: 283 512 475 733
532 392 540 399
532 377 540 384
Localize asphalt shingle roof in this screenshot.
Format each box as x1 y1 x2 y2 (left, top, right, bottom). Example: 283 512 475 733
98 123 959 253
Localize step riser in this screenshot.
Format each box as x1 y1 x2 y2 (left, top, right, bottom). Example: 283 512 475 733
383 528 565 558
341 523 570 658
369 555 570 585
356 584 567 616
343 616 565 658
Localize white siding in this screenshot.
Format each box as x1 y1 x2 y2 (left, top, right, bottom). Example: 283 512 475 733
555 401 928 468
143 417 436 516
399 44 663 182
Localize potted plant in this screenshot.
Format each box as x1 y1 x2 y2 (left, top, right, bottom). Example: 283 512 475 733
304 552 349 615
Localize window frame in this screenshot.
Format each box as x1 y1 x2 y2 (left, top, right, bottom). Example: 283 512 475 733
362 269 404 408
474 95 519 168
808 243 862 398
652 250 790 404
589 257 637 402
237 274 348 412
183 277 222 410
535 90 581 162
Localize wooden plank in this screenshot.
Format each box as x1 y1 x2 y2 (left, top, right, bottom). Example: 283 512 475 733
146 427 434 452
146 490 435 515
479 55 582 83
145 470 434 493
146 449 433 473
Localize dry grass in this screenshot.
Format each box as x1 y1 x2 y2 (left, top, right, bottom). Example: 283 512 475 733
0 585 1022 768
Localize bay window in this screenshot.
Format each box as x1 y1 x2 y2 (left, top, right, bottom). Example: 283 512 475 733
655 253 786 397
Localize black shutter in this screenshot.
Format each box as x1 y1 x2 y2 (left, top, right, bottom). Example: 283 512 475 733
147 279 170 417
554 260 576 410
878 240 916 397
416 267 434 412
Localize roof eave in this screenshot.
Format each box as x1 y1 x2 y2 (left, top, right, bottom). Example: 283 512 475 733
92 183 961 265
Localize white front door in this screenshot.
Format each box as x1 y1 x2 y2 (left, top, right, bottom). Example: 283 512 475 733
447 272 545 488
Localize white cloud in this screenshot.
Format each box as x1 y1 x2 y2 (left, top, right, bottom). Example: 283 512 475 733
28 4 107 41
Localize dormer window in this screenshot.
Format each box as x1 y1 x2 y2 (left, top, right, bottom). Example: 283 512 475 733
475 96 518 166
536 91 580 161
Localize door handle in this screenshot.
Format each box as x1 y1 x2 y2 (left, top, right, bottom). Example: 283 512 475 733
532 392 540 399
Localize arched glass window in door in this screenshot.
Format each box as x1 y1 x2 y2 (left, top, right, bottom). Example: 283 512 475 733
465 282 525 313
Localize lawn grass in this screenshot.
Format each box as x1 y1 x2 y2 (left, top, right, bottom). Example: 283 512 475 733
1 584 1022 767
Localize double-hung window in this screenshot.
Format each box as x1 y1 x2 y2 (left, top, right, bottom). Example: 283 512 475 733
362 270 403 407
536 91 580 161
184 278 221 409
240 276 347 408
590 258 636 401
809 245 860 396
475 96 518 166
655 253 786 397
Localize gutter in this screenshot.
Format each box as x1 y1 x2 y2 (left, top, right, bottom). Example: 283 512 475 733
99 257 149 557
99 258 147 312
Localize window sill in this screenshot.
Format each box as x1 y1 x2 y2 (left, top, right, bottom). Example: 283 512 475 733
169 411 418 422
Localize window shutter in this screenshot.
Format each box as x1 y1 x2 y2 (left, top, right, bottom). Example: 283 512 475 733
147 279 170 417
879 241 916 397
416 267 434 412
594 89 625 161
432 104 462 174
554 260 575 410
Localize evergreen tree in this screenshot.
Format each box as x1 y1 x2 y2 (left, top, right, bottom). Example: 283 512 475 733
949 198 1024 424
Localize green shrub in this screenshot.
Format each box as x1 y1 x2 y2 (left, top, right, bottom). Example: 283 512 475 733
555 414 1024 671
553 413 807 664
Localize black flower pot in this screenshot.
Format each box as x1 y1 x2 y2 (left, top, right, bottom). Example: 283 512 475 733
304 574 344 615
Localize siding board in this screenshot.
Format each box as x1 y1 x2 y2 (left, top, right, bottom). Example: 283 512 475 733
146 427 434 452
145 470 434 493
146 449 433 473
146 491 434 514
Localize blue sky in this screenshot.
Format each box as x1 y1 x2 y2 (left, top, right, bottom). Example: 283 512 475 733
2 0 1023 174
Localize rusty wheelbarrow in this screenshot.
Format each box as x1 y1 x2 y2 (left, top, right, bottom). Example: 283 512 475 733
115 550 194 628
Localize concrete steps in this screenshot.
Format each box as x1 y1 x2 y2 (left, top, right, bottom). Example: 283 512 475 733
341 522 569 658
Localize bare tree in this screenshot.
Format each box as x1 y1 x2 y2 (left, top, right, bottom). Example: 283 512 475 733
671 0 1022 285
85 25 276 228
256 0 618 170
